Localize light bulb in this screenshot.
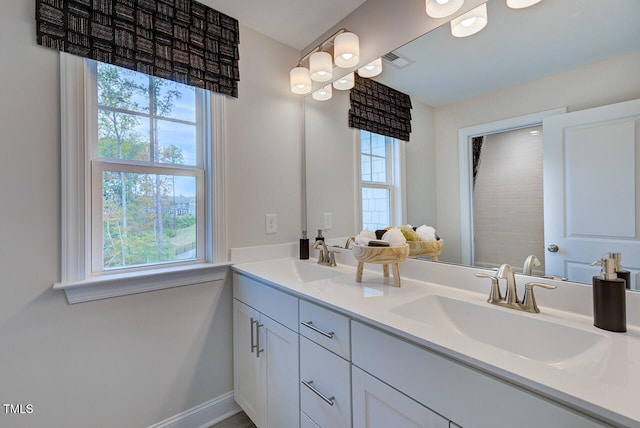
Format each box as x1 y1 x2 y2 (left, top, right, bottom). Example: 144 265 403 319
290 66 311 94
451 4 488 37
425 0 464 18
312 84 332 101
358 58 382 78
309 51 333 82
334 32 360 68
333 72 355 90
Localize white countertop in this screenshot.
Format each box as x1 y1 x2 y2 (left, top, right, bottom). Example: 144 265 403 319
232 252 640 427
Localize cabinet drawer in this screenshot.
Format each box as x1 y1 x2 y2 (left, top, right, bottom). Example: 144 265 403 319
233 272 298 331
300 337 351 428
351 321 608 428
300 300 350 359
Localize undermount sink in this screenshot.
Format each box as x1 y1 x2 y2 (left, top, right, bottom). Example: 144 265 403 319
391 295 611 369
248 258 345 284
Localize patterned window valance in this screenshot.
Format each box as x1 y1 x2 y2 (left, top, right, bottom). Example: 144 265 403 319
349 74 412 141
36 0 240 97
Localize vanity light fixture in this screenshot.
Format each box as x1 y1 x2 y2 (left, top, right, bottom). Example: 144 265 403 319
358 58 383 78
312 84 332 101
506 0 542 9
333 72 355 90
289 28 361 95
425 0 464 18
309 51 333 82
451 3 488 37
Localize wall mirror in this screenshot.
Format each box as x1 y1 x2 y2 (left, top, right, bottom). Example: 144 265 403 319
304 0 640 287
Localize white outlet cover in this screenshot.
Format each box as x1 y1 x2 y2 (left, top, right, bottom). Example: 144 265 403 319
323 212 333 230
265 214 277 234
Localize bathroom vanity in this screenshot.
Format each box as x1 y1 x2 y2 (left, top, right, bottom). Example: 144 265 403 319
231 248 640 428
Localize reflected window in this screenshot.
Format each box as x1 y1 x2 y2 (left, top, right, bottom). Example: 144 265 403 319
360 130 401 230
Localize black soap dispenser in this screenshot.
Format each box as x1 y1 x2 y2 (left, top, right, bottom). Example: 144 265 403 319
591 256 626 333
300 230 309 260
611 252 631 290
315 229 325 242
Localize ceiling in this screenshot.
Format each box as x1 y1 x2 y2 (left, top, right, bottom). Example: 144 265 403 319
198 0 640 106
374 0 640 106
198 0 368 51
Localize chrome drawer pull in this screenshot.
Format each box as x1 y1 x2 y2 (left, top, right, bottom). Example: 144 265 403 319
250 318 257 353
302 379 335 406
301 321 335 339
256 322 264 358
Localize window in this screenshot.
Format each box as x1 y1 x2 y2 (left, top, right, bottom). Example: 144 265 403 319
55 53 228 303
359 130 404 230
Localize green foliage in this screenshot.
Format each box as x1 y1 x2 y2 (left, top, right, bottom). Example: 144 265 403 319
96 62 196 270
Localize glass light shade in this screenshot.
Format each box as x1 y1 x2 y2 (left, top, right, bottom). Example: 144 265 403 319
312 84 332 101
506 0 542 9
334 32 360 68
451 4 488 38
309 51 333 82
425 0 464 18
290 66 312 94
358 58 382 78
333 72 355 90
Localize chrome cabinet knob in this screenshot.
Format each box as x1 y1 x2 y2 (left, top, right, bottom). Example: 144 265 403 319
547 244 559 253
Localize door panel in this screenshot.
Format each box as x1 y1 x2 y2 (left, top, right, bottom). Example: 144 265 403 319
543 98 640 288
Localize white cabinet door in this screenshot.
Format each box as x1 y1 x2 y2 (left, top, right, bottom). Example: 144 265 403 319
233 299 261 425
234 298 300 428
352 366 449 428
260 314 300 428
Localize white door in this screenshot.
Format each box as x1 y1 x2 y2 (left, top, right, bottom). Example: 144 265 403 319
260 314 300 428
543 98 640 288
352 366 449 428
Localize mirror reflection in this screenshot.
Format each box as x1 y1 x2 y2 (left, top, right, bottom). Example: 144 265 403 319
305 0 640 287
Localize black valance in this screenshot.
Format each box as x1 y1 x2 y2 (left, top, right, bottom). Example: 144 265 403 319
349 74 412 141
36 0 240 97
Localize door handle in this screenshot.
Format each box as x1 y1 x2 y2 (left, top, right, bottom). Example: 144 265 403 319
547 244 559 253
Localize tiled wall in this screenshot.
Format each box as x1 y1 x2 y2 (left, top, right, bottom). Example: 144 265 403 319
473 126 545 273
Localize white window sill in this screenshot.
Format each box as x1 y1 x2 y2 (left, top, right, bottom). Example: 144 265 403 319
53 262 232 304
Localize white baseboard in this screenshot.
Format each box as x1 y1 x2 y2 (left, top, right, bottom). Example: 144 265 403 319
149 391 242 428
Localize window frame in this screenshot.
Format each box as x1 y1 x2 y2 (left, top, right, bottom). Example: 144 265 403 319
54 52 229 304
356 130 406 231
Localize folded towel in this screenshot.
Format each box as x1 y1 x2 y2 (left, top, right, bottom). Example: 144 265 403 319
416 225 438 242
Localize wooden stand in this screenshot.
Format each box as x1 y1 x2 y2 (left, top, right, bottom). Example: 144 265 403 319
352 244 410 287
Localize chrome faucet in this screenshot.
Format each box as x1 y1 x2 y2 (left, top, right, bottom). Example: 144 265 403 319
313 239 337 267
497 264 519 305
523 254 540 276
344 236 355 249
475 263 557 313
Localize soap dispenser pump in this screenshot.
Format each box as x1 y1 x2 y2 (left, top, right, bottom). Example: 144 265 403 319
611 252 631 290
591 256 626 332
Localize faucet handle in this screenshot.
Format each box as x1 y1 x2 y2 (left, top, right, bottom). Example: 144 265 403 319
475 273 503 304
522 282 557 313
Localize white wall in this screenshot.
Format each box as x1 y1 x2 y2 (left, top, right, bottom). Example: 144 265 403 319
435 51 640 263
0 1 302 427
305 93 436 238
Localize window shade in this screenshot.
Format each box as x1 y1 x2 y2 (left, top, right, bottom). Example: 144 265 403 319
36 0 240 97
349 74 412 141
